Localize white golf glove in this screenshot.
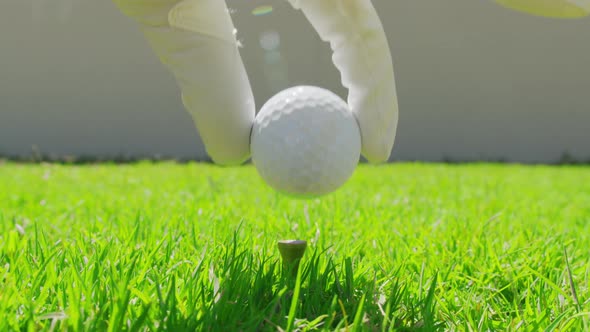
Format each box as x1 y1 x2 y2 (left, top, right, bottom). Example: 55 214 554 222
113 0 399 166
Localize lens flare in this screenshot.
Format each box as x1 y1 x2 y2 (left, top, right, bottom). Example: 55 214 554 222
252 5 273 16
494 0 590 18
259 30 280 51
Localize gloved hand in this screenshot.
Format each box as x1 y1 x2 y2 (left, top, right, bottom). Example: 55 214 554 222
494 0 590 18
112 0 399 165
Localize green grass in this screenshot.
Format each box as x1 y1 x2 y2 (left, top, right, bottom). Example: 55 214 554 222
1 162 589 331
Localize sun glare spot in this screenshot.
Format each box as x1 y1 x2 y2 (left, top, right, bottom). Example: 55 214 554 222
252 5 273 16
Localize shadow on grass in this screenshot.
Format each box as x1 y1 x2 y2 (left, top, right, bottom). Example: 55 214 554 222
10 228 444 331
183 233 444 331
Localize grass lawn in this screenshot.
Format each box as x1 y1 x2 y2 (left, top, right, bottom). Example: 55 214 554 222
1 162 589 331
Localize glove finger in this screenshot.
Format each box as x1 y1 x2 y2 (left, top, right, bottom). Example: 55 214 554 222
115 0 255 165
112 0 177 26
288 0 399 163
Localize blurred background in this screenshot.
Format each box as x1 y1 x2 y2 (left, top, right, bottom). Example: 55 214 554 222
1 0 588 163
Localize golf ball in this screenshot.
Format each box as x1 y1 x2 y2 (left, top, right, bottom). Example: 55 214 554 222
251 86 361 197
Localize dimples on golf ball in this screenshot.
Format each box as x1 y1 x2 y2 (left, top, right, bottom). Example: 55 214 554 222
251 86 361 197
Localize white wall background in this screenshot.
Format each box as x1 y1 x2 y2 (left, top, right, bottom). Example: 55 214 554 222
1 0 589 163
